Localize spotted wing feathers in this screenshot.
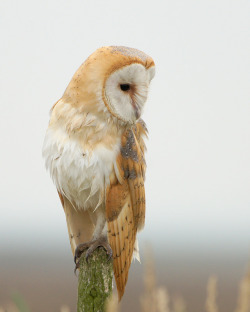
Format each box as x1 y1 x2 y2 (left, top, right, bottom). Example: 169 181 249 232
106 119 147 300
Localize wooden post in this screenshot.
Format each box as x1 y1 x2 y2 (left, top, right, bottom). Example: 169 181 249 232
77 248 113 312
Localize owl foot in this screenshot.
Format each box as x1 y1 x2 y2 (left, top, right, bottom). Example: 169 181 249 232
74 236 113 272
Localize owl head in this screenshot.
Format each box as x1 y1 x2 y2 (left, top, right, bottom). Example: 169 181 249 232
62 46 155 125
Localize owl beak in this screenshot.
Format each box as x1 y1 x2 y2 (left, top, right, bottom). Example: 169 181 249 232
131 100 140 119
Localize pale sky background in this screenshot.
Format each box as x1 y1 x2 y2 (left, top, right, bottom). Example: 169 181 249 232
0 0 249 256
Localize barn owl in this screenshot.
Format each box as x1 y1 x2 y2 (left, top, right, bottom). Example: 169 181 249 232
42 46 155 300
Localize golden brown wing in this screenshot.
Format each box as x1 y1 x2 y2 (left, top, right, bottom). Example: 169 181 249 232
106 119 147 300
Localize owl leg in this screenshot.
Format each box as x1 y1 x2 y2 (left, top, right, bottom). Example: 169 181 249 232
74 208 112 270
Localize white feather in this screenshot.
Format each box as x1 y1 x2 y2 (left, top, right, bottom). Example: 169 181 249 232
42 126 121 211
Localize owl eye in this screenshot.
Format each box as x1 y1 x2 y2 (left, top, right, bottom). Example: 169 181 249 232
120 84 130 91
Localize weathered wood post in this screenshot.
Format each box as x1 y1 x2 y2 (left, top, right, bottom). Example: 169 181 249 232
77 248 113 312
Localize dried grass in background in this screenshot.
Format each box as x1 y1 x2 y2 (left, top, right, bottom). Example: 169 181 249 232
1 260 250 312
234 265 250 312
205 276 218 312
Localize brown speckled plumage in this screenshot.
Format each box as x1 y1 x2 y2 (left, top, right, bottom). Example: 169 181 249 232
106 121 147 299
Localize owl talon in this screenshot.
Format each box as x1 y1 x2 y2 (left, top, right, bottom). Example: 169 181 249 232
105 243 113 262
74 237 113 269
74 260 80 275
74 241 92 264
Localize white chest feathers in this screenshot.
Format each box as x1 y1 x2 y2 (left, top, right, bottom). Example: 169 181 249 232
42 127 121 210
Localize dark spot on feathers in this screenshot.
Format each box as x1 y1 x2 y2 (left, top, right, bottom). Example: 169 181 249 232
124 167 137 180
129 168 137 179
120 130 138 161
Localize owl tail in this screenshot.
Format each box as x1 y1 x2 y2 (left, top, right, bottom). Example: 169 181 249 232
133 239 140 262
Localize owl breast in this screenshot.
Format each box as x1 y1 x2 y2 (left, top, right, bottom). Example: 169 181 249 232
42 126 121 210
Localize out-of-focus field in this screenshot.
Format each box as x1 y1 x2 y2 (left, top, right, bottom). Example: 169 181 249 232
0 247 249 312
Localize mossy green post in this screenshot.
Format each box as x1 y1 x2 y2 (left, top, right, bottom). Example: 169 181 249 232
77 248 113 312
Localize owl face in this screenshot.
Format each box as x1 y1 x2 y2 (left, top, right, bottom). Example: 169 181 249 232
104 62 155 124
62 46 155 125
